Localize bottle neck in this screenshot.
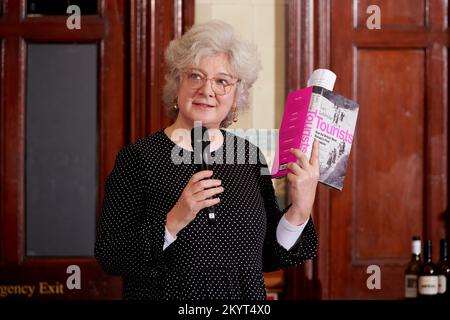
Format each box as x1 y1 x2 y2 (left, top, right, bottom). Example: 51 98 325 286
424 240 432 263
440 239 447 261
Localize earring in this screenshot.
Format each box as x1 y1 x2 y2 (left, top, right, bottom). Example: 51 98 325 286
173 96 179 110
232 108 238 122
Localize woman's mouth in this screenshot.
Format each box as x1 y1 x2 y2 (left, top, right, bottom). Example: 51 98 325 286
193 102 215 109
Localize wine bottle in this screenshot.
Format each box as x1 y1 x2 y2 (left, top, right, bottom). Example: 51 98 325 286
437 239 450 298
404 236 421 299
418 240 439 299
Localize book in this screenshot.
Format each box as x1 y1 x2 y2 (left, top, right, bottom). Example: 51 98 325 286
271 70 359 191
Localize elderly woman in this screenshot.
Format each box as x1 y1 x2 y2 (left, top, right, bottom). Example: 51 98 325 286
95 20 319 300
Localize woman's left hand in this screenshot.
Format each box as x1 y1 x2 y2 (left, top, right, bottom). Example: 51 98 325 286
285 140 320 225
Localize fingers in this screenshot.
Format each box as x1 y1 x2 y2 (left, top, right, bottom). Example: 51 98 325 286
191 178 222 194
193 186 224 201
286 162 304 176
184 170 224 214
189 170 214 185
199 197 221 209
290 141 320 168
288 142 320 178
310 140 320 167
290 148 310 168
176 171 222 225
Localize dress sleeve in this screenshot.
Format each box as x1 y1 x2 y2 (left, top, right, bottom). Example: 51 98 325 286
257 149 318 273
95 144 165 278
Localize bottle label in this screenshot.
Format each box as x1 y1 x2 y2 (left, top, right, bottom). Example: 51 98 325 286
418 276 438 295
438 275 447 294
405 274 417 298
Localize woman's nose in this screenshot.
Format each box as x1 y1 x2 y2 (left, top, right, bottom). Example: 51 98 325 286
199 78 215 97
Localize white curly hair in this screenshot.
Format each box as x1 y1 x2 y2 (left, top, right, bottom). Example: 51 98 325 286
163 20 262 127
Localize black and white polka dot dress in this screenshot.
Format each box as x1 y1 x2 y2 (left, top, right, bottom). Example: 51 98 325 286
95 129 318 300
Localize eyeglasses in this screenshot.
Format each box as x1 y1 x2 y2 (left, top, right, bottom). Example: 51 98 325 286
183 69 240 96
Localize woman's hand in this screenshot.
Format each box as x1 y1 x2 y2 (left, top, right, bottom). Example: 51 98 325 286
284 140 320 226
166 170 223 236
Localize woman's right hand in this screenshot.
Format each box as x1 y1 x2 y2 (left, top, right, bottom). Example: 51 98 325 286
166 170 223 236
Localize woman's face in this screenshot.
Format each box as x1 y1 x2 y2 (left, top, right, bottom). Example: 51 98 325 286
176 53 238 128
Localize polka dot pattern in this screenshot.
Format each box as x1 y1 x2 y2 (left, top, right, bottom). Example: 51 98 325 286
95 129 318 300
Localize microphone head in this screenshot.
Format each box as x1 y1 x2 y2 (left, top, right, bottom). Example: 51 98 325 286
191 125 211 168
190 125 210 150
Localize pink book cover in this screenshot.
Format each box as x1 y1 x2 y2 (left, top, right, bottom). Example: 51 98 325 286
271 85 359 191
271 87 312 179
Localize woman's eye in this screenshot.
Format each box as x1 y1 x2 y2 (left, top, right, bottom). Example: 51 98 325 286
216 78 230 86
189 72 203 80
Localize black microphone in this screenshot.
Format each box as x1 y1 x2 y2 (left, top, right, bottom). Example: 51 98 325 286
191 126 216 225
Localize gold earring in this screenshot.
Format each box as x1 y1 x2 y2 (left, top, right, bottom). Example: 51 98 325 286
173 104 178 110
232 108 238 122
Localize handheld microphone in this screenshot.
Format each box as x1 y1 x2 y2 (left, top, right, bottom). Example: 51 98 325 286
191 126 216 225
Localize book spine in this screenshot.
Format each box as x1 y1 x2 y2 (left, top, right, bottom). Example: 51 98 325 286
272 87 312 178
300 91 322 160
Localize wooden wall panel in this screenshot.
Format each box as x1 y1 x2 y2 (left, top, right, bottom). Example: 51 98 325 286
355 49 424 260
356 0 428 29
0 0 194 299
287 0 448 299
0 38 3 262
0 0 125 298
328 0 448 299
285 0 318 300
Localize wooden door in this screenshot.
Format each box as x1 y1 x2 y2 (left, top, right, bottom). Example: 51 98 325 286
0 0 194 299
287 0 448 299
0 0 126 299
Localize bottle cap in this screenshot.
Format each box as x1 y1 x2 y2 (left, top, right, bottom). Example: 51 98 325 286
412 239 421 255
307 69 337 91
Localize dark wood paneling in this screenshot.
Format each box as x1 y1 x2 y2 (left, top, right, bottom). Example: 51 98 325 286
0 0 126 299
356 0 428 29
425 43 448 250
2 37 25 265
1 0 195 299
147 1 175 134
182 0 195 34
313 0 333 300
355 49 424 260
329 0 448 299
285 0 318 300
288 0 448 299
130 0 147 142
353 30 448 47
286 0 313 93
0 39 3 262
0 17 105 40
99 0 127 225
286 0 334 300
